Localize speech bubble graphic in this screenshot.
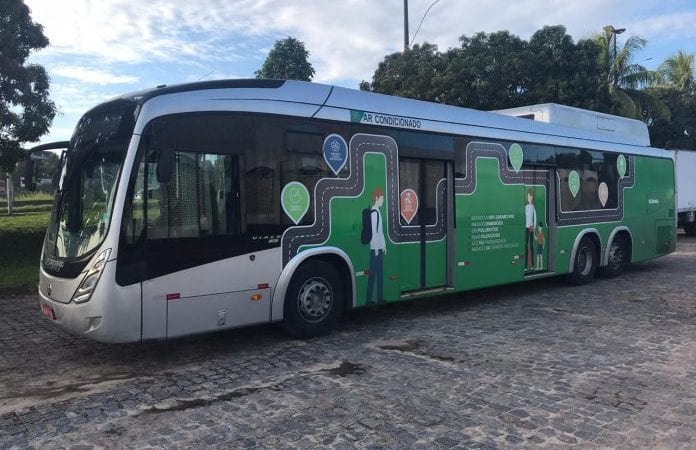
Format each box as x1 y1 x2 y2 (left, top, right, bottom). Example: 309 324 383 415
568 170 580 198
598 182 609 207
617 154 627 178
400 188 419 224
509 143 524 172
323 134 348 175
281 181 310 225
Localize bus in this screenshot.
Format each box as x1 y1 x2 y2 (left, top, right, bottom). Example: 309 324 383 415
38 79 676 343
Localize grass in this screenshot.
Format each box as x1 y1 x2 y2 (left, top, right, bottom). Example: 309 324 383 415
0 212 50 294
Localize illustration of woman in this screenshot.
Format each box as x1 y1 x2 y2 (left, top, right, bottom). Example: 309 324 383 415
525 188 537 271
366 187 386 304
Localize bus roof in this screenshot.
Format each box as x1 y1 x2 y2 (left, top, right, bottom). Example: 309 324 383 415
108 79 669 159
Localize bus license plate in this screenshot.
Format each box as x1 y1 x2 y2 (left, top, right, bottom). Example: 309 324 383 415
41 304 55 320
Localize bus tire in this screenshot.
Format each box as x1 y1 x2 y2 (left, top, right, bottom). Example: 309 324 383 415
567 236 598 285
282 261 344 338
599 234 627 278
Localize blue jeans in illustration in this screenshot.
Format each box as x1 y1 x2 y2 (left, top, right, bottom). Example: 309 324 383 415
366 249 384 304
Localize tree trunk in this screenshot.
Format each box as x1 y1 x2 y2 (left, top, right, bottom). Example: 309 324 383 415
6 173 14 215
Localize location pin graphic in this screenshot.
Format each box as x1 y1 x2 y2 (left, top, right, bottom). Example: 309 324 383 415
281 181 310 225
400 188 419 224
509 143 523 173
617 154 627 178
322 134 348 176
598 182 608 208
568 171 580 198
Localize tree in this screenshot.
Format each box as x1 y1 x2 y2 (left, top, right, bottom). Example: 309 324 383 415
255 37 315 81
647 51 696 148
524 26 604 111
0 0 56 174
658 50 695 91
360 43 445 102
594 29 667 120
645 87 696 149
438 30 531 110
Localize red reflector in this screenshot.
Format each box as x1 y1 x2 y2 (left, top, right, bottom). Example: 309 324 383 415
364 270 370 275
41 304 55 320
464 261 472 266
257 283 269 289
166 293 180 300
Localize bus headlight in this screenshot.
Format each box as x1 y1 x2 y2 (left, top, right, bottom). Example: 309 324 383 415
72 248 111 304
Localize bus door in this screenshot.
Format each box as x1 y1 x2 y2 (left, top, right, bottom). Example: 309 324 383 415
522 166 553 275
398 158 449 292
139 150 270 340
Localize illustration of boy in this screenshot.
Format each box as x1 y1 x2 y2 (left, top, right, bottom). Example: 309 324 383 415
536 222 545 270
525 188 537 271
367 187 386 305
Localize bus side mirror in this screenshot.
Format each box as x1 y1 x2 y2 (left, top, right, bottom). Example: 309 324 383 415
156 149 173 183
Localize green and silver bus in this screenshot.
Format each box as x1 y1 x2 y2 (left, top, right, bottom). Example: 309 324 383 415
38 79 676 342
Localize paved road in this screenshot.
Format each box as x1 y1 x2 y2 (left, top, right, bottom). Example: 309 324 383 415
1 238 695 449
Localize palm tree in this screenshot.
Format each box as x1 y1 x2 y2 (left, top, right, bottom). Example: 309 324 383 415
659 50 695 91
595 29 668 120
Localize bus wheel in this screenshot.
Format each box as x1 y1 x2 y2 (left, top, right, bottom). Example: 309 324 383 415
567 236 598 285
282 261 344 338
599 234 627 278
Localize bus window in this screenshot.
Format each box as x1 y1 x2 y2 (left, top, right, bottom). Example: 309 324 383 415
145 151 241 240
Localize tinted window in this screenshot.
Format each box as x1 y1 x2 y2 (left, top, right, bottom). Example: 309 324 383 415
117 113 353 283
556 147 620 211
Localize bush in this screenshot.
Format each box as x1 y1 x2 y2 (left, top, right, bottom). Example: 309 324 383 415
0 212 50 293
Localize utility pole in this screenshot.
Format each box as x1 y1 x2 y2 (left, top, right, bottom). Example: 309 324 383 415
603 25 626 86
403 0 409 51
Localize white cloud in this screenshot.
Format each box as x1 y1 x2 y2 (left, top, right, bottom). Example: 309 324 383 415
24 0 687 85
52 66 139 85
22 0 693 145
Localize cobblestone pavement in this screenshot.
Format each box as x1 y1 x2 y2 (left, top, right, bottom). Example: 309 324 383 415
1 237 695 449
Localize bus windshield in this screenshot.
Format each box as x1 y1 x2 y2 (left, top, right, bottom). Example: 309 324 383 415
44 102 137 260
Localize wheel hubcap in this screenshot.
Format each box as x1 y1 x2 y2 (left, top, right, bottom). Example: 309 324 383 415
297 277 333 323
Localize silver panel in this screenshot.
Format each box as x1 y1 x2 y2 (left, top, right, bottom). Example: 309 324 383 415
134 97 321 134
38 261 141 343
141 247 282 340
166 288 270 338
313 105 671 159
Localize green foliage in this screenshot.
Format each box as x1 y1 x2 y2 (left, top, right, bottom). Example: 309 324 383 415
0 212 49 292
592 29 667 120
524 26 603 110
362 26 609 112
255 37 315 81
360 43 445 101
646 86 696 149
0 0 56 173
658 50 695 91
440 30 531 110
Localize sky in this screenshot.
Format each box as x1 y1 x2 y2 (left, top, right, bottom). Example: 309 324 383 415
22 0 696 144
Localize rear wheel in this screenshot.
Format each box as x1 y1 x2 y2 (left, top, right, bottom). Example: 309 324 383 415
567 236 598 285
599 234 627 278
282 261 344 338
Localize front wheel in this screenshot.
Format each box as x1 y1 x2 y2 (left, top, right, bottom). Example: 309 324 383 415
599 234 628 278
282 261 344 338
567 236 598 285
